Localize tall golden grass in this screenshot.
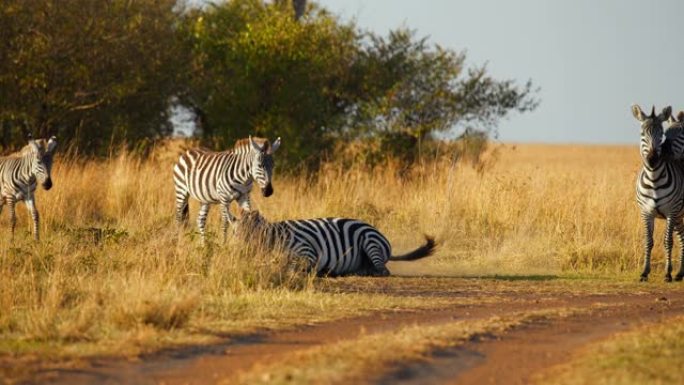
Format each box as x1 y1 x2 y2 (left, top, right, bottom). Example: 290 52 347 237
0 140 651 354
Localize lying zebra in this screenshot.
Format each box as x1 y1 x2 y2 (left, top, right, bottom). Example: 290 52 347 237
237 210 436 277
0 136 57 240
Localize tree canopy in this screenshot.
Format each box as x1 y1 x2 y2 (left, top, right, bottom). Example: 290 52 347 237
0 0 538 166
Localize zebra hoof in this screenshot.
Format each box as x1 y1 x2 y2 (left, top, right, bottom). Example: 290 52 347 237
676 274 684 282
640 275 649 282
665 275 673 283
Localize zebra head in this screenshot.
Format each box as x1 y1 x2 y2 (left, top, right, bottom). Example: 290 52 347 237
235 210 270 241
632 104 671 169
27 136 58 190
667 111 684 127
248 136 281 197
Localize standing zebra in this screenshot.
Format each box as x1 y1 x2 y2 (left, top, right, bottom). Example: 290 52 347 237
173 136 281 242
633 104 684 282
0 136 57 240
236 211 436 277
663 110 684 159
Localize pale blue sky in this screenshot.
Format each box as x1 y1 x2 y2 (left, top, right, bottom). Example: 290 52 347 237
317 0 684 144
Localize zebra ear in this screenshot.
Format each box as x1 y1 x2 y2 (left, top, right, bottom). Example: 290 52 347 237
632 104 646 122
249 135 262 152
47 136 58 153
658 106 673 122
269 137 281 154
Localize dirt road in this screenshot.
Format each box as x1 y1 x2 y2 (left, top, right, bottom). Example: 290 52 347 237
9 277 684 385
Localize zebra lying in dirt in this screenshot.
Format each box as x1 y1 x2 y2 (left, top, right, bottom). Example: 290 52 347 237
236 210 436 277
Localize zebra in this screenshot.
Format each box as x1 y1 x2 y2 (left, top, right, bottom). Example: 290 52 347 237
633 104 684 282
663 110 684 159
173 136 281 242
236 210 436 277
0 136 58 240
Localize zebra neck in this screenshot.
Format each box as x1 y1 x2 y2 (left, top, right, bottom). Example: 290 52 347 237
20 156 35 184
223 153 253 185
642 161 668 179
262 223 287 248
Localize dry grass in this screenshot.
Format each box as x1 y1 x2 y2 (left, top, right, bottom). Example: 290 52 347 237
0 140 654 357
543 314 684 385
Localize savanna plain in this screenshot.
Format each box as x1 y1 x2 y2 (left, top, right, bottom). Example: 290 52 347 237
2 142 684 385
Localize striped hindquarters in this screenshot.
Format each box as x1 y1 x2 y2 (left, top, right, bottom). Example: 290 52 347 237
276 217 392 276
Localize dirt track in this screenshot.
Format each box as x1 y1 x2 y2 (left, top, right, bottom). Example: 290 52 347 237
9 278 684 385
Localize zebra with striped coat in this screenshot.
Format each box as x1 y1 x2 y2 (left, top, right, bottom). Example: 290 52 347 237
236 211 436 277
633 104 684 282
173 136 281 242
0 136 57 240
663 110 684 159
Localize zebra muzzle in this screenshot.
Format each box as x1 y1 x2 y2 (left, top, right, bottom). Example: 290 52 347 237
42 178 53 190
647 151 660 168
262 184 273 197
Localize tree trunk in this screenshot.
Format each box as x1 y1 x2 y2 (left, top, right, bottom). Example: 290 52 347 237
293 0 306 20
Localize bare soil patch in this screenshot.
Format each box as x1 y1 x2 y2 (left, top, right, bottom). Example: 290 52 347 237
378 293 682 385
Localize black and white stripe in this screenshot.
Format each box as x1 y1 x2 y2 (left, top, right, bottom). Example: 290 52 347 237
633 104 684 282
663 110 684 159
0 136 57 240
173 136 281 242
237 211 436 277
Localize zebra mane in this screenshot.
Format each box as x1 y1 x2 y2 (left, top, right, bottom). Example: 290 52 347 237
8 140 42 157
233 137 270 153
3 138 56 158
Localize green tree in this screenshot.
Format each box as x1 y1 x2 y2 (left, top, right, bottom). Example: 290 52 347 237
180 2 537 168
180 0 361 167
349 28 538 141
0 0 184 152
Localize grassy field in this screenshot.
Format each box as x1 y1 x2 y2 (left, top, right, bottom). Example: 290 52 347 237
0 141 655 359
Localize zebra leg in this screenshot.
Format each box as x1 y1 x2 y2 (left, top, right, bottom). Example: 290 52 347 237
238 195 252 213
7 198 16 240
640 214 655 281
197 203 210 243
25 199 40 241
220 203 236 243
175 190 190 227
366 249 390 277
664 217 675 282
675 219 684 281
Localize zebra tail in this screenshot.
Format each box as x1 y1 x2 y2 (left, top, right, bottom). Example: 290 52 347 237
389 235 436 261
